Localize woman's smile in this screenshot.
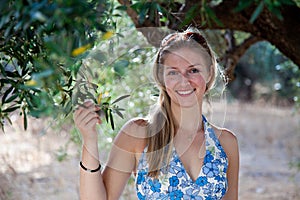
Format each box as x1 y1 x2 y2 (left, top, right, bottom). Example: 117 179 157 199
176 89 196 96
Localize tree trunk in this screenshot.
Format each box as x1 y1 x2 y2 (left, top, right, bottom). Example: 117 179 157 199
211 1 300 68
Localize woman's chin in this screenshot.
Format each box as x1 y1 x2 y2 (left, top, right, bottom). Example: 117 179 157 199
174 100 201 109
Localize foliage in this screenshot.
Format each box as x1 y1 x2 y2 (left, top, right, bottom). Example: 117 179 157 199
127 0 223 28
60 26 157 159
1 0 299 133
130 0 166 24
73 64 130 130
0 0 117 131
139 0 298 28
234 0 296 23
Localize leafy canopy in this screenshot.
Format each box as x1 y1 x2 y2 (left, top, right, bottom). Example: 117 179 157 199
0 0 114 130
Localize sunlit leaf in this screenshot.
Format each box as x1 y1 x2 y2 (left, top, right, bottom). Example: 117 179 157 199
71 44 92 57
102 31 114 40
97 93 103 104
25 79 38 86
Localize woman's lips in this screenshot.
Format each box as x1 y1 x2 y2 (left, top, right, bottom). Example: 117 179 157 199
176 89 195 96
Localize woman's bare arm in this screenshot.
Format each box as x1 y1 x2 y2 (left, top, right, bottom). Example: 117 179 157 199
80 139 107 200
80 128 138 200
219 129 239 200
102 119 147 199
74 101 145 200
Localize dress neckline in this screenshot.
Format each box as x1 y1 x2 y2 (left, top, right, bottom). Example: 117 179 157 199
172 116 209 183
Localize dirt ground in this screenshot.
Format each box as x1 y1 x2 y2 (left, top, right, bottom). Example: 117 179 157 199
0 102 299 200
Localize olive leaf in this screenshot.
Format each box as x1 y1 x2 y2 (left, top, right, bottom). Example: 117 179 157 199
111 94 130 105
96 94 130 130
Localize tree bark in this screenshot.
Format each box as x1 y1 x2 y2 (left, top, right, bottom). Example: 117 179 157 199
221 30 262 81
212 1 300 69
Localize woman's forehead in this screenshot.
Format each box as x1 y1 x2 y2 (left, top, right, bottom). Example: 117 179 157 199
163 48 211 67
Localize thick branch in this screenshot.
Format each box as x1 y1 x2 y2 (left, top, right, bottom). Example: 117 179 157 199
117 0 300 80
221 33 262 81
213 1 300 68
118 0 170 47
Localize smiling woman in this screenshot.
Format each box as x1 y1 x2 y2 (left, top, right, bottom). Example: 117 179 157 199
163 48 211 108
73 27 239 200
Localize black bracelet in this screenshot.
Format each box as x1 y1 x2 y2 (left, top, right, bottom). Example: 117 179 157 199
80 161 101 173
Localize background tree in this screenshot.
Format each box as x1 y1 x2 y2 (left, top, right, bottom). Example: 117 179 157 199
118 0 300 80
227 41 300 103
1 0 299 132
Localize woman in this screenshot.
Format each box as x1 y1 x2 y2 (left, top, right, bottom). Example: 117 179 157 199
74 28 239 200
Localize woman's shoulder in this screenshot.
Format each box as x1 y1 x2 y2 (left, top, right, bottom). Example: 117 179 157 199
209 123 237 142
210 123 239 157
113 117 148 153
120 117 148 137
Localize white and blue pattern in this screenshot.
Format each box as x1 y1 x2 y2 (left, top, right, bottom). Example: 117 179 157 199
135 116 228 200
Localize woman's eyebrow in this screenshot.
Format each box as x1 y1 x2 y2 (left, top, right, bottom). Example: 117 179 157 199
165 66 177 70
188 63 203 68
165 63 203 70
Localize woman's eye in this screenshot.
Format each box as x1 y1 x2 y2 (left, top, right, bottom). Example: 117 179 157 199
167 71 178 75
189 68 200 74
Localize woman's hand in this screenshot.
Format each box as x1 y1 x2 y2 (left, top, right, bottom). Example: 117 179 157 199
74 100 102 143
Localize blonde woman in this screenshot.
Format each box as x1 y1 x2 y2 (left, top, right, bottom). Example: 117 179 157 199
74 28 239 200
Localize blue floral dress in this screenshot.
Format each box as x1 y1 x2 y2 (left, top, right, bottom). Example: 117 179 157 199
135 116 228 200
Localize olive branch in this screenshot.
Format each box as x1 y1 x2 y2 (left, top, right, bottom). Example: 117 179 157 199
73 75 130 130
96 93 130 130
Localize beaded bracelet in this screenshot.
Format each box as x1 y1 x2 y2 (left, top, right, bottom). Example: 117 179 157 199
80 161 101 173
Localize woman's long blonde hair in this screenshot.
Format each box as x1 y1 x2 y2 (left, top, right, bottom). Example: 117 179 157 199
146 28 218 177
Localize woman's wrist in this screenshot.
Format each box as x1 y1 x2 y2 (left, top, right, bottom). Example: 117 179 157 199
80 161 101 173
82 136 98 146
81 138 100 166
79 128 99 143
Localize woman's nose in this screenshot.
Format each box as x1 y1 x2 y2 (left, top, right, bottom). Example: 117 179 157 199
178 73 190 85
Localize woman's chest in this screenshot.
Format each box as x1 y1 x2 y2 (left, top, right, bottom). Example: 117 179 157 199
135 148 228 199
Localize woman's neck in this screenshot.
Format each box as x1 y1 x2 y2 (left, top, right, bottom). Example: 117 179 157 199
172 103 203 133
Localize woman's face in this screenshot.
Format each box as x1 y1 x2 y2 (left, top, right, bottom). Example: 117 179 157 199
162 47 211 108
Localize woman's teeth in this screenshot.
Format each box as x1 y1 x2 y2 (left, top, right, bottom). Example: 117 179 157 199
176 89 194 95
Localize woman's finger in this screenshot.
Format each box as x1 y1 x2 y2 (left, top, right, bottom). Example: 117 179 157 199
82 112 100 126
74 102 99 120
